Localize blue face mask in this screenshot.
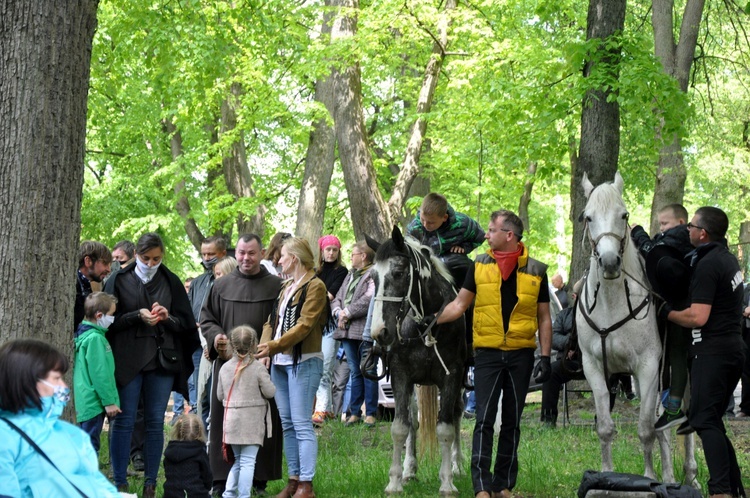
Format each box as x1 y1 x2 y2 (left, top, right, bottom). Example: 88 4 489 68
40 379 71 405
136 258 160 279
96 314 115 330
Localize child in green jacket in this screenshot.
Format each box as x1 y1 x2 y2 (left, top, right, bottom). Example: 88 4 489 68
74 292 121 453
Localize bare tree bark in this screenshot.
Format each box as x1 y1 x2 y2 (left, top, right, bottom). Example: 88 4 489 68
296 4 337 247
649 0 704 233
570 0 626 285
0 1 99 351
387 0 456 221
220 82 266 238
330 0 391 241
163 118 204 251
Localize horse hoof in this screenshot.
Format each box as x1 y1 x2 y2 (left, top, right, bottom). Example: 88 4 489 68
439 487 459 497
384 486 403 495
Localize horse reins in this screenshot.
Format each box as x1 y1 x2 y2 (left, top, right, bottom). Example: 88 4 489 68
372 243 452 376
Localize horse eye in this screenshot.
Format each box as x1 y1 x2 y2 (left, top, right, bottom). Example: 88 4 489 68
622 213 629 220
392 271 404 279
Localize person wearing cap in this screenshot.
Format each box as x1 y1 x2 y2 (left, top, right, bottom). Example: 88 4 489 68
632 203 693 432
312 234 348 426
661 206 745 498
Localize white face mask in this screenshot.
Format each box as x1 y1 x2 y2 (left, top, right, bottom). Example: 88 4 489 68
136 258 160 279
97 314 115 330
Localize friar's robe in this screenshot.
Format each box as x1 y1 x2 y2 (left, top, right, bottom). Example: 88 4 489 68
201 266 282 483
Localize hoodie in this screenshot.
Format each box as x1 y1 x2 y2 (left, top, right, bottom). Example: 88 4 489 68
73 321 119 423
163 440 212 498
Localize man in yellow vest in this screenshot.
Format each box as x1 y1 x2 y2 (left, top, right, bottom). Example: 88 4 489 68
436 209 553 498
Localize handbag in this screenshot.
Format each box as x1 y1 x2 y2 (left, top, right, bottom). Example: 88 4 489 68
156 334 181 373
0 417 89 498
222 360 242 465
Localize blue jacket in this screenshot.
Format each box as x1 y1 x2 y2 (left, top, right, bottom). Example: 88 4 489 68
0 399 119 498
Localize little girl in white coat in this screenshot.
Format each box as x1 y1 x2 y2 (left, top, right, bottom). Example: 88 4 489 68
217 325 276 498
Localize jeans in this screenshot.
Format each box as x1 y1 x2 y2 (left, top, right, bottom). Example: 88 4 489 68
173 347 202 413
224 444 260 498
471 348 534 494
341 339 378 417
272 358 323 481
110 370 175 486
689 350 745 496
78 412 105 453
314 334 339 413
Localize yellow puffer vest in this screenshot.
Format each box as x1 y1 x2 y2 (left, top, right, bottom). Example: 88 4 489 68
473 245 547 350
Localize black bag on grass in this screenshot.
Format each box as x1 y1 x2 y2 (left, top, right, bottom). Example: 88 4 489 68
577 470 701 498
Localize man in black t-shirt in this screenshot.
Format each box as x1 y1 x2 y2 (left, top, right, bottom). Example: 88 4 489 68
662 206 745 498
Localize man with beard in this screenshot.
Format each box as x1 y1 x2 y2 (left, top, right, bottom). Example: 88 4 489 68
201 234 282 496
74 241 112 333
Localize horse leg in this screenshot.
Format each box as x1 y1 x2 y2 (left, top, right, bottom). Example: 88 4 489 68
402 392 418 482
436 379 462 496
587 369 616 471
634 370 659 480
386 383 414 495
682 433 699 489
451 390 464 477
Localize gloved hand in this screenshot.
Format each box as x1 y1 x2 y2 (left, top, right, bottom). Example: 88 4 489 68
658 302 673 323
533 356 551 383
418 313 437 330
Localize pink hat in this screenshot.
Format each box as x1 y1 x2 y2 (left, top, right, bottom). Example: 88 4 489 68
318 235 341 250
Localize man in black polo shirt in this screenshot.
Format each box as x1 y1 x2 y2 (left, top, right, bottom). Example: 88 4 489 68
662 206 745 498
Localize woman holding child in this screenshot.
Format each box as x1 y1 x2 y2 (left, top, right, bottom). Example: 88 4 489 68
257 237 328 498
104 232 200 497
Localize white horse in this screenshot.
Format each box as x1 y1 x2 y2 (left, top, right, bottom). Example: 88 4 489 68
577 171 697 485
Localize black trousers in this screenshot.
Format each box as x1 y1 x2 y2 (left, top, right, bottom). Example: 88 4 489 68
739 327 750 414
540 359 585 421
689 350 745 496
471 348 534 494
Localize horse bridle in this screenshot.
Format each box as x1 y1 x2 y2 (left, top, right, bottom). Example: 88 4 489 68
584 212 629 259
372 243 451 375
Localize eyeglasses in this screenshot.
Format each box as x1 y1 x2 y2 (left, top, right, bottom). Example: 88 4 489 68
351 252 363 257
497 228 522 240
687 222 709 233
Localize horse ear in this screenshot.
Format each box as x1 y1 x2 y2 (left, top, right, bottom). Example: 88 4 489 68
365 234 381 252
392 225 405 249
613 170 624 193
582 172 594 198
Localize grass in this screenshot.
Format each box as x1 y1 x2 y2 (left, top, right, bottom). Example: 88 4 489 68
98 401 750 497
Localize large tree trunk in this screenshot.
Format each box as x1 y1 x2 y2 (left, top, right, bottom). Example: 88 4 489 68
330 0 390 242
570 0 626 285
163 118 204 251
649 0 704 233
296 4 337 248
221 82 266 238
387 0 456 222
518 162 538 231
0 2 99 350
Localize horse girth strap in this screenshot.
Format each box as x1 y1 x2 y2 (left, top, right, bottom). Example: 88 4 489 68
580 290 650 337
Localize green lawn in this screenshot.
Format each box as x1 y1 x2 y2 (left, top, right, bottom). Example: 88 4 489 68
98 402 750 497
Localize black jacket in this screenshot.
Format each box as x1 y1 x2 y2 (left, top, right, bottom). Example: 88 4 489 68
163 440 212 498
104 263 199 397
631 224 693 258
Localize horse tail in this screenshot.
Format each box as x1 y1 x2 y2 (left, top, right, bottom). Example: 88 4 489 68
417 384 438 458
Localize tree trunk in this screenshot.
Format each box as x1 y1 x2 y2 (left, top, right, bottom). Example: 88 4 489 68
0 1 99 348
387 0 456 222
220 82 266 238
518 162 538 231
648 0 704 233
330 0 390 242
570 0 626 285
163 118 204 251
296 4 337 248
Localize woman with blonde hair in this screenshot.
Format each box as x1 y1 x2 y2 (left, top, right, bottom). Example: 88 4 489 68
257 237 327 498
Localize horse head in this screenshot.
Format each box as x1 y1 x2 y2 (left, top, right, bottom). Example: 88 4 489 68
370 225 450 347
581 171 630 279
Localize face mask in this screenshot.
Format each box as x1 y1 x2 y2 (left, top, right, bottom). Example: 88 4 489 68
97 314 115 330
40 379 71 405
136 258 160 278
202 256 219 271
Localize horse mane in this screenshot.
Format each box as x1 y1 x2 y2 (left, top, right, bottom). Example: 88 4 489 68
586 181 626 214
376 235 454 286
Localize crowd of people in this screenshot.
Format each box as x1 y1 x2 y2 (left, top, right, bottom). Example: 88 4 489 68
0 195 747 498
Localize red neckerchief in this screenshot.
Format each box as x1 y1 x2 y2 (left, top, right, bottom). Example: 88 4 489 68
492 244 523 281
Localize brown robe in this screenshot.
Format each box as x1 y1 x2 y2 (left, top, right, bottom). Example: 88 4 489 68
200 266 282 484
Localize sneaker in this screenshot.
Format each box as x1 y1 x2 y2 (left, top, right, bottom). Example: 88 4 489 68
344 415 361 426
131 452 145 472
364 415 377 427
676 420 695 435
655 409 687 432
463 410 476 420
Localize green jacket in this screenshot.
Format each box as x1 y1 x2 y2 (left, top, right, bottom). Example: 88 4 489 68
74 321 119 423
